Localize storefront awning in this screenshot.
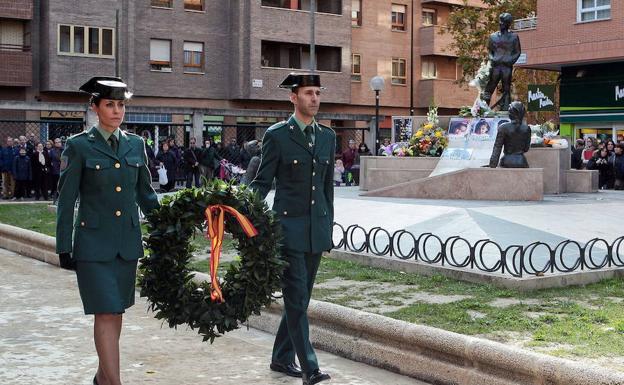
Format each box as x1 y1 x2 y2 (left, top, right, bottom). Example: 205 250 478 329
560 111 624 123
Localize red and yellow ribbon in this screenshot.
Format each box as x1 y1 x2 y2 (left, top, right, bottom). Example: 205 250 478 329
204 204 259 303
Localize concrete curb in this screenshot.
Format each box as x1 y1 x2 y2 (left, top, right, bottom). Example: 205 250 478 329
1 223 623 385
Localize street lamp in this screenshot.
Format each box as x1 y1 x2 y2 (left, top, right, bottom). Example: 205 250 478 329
369 76 385 155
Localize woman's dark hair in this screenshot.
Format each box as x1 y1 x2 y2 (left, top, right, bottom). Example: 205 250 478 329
90 95 131 106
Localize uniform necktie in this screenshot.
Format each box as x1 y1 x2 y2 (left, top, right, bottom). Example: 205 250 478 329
108 135 118 154
305 125 314 148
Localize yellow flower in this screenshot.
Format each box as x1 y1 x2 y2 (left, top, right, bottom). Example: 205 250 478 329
415 130 424 138
435 131 442 138
423 123 433 130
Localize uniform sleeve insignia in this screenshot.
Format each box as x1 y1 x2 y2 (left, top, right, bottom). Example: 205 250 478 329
60 156 69 171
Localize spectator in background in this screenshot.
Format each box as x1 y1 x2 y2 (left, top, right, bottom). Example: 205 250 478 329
357 142 372 157
333 159 345 186
167 137 182 186
613 144 624 190
378 138 392 156
571 139 584 170
582 139 596 168
31 142 50 200
12 147 31 200
199 139 218 181
156 141 177 192
1 136 16 199
239 141 253 169
48 137 63 199
183 137 202 188
341 139 358 186
225 138 241 165
141 131 157 180
588 148 613 189
240 140 261 186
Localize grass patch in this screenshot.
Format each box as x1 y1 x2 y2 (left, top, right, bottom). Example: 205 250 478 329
0 203 56 236
314 256 624 360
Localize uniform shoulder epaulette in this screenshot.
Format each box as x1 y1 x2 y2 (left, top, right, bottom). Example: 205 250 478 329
124 131 141 139
318 123 335 136
266 120 288 133
67 130 88 141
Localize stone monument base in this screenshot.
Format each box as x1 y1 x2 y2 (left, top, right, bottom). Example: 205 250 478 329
362 167 543 201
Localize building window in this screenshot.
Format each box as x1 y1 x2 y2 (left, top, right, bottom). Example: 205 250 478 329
57 24 114 58
392 58 407 85
421 60 437 79
422 8 436 26
391 4 406 31
184 42 204 73
184 0 204 11
578 0 610 22
151 0 172 8
150 39 172 71
352 53 361 82
352 0 362 26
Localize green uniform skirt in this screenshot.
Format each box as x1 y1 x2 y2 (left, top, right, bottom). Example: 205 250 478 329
75 256 138 315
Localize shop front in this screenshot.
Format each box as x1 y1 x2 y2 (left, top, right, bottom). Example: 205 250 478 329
558 62 624 143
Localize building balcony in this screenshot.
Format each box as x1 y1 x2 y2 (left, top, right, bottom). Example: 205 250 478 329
513 17 537 31
419 26 456 57
0 0 33 20
416 78 474 109
0 47 32 86
421 0 485 8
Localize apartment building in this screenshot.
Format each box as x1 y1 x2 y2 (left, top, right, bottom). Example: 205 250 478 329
0 0 33 119
1 0 483 147
516 0 624 141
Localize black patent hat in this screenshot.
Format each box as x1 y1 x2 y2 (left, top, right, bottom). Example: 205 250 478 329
79 76 133 100
278 73 325 90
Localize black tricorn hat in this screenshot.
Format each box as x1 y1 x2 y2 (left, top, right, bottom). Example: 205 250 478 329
278 73 325 90
79 76 133 100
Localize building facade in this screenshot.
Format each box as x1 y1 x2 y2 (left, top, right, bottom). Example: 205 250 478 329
1 0 484 149
516 0 624 141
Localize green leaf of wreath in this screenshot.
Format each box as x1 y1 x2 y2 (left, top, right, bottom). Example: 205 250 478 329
138 179 285 343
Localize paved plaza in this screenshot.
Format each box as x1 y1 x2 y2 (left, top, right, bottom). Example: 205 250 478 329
0 247 427 385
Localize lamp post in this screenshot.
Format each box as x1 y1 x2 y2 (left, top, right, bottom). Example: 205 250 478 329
369 76 385 155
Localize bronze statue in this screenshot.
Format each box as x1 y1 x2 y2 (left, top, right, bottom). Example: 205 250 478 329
489 101 531 168
483 13 521 110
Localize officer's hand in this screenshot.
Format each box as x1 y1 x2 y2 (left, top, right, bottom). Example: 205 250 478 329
59 253 76 271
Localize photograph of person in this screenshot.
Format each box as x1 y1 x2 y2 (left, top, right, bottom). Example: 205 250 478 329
448 119 470 137
472 119 492 136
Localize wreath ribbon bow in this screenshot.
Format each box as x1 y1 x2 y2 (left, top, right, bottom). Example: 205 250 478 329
205 204 258 303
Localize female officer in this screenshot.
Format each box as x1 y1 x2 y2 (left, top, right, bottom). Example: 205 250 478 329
56 77 160 385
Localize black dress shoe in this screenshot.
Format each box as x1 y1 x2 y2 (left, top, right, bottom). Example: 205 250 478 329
302 369 331 385
270 361 302 378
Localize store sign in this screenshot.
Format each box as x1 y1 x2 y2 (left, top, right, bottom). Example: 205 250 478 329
616 85 624 102
528 85 555 112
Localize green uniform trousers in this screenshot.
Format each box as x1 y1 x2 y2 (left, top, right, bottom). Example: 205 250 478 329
271 250 322 375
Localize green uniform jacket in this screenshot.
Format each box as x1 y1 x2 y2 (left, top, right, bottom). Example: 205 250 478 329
250 116 335 253
56 126 160 262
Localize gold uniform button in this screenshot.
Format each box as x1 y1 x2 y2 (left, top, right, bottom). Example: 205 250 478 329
95 165 100 170
283 211 288 215
80 221 85 227
115 210 122 217
313 159 316 164
311 200 315 205
293 160 298 164
136 163 140 167
312 186 316 191
114 163 121 169
115 186 122 192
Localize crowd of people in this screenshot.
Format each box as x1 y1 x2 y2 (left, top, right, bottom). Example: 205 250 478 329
0 134 64 200
0 131 370 200
571 134 624 190
145 135 261 192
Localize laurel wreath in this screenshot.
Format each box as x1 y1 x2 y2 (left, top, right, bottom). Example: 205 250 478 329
138 180 285 342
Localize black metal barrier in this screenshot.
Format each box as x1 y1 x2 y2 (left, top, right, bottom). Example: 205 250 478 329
332 223 624 278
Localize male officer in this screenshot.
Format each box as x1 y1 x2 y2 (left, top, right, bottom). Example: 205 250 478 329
250 73 335 385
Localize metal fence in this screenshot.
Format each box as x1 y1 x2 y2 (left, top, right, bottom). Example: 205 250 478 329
332 223 624 278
